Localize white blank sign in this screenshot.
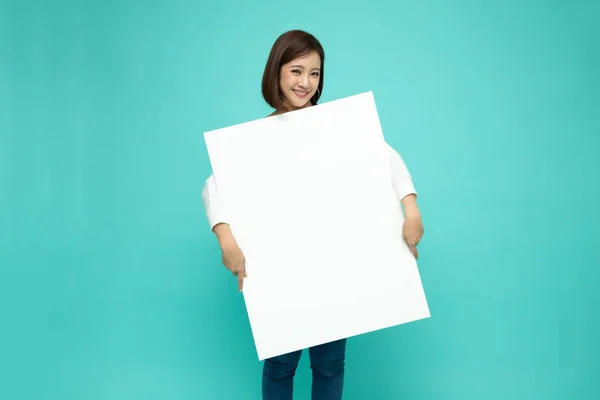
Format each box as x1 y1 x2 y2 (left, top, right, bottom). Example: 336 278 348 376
204 91 430 360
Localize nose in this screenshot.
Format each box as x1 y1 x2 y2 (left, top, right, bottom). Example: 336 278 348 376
298 73 310 89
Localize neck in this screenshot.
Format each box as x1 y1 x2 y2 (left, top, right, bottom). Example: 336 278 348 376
272 101 312 116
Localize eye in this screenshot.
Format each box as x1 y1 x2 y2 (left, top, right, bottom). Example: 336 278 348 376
291 69 301 75
311 72 320 77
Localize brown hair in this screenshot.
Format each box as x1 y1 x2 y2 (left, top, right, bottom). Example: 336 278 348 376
262 30 325 111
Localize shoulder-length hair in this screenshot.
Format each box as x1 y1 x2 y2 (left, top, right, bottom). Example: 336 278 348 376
262 30 325 111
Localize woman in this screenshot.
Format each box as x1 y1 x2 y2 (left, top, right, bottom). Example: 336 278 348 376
202 29 424 400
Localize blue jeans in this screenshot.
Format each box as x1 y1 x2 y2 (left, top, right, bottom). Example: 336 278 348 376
262 338 347 400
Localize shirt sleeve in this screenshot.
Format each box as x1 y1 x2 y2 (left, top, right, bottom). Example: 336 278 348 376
385 141 417 200
201 173 229 230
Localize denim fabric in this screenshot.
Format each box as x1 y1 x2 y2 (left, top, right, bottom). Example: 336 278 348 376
262 338 347 399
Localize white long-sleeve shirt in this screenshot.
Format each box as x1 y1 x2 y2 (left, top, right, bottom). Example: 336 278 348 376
202 141 417 230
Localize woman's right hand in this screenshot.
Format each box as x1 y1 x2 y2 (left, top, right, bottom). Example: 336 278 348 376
213 223 247 291
221 244 247 291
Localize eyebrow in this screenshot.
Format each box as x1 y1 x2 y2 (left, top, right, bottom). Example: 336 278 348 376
290 65 321 70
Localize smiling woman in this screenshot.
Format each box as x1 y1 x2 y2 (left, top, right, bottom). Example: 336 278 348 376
201 29 424 400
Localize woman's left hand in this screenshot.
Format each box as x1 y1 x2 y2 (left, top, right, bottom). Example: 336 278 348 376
402 214 424 259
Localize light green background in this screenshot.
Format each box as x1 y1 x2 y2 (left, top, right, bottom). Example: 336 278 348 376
1 0 598 399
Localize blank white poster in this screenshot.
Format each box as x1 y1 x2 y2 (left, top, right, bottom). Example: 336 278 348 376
204 91 430 360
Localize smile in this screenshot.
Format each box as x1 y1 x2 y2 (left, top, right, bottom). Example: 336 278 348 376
293 89 309 98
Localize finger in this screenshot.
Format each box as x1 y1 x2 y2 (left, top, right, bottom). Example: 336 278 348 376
237 273 244 292
409 244 419 259
413 235 423 246
231 260 246 277
237 260 247 278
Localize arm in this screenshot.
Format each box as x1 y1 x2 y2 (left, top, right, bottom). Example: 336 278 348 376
212 223 240 252
385 142 424 258
202 174 237 247
202 174 247 290
385 142 421 216
401 194 421 219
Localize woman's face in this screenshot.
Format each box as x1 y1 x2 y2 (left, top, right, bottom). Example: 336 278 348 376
279 51 321 110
